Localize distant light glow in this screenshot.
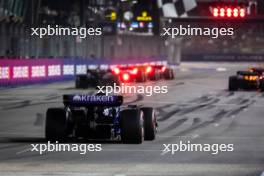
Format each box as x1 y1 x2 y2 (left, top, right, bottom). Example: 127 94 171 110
146 66 152 73
240 8 245 17
213 8 219 17
123 73 130 81
131 68 138 75
113 68 120 75
226 8 232 17
212 7 246 18
220 8 225 17
161 66 166 72
233 8 239 17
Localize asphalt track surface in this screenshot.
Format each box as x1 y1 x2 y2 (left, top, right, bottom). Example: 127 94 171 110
0 62 263 176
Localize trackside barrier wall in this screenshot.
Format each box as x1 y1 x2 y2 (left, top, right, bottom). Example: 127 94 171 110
0 58 166 87
182 54 264 62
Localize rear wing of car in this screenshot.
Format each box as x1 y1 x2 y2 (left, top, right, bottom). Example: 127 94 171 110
237 71 259 76
63 95 123 107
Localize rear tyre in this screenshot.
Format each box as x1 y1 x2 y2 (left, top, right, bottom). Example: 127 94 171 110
228 76 238 91
121 109 144 144
141 107 157 140
45 108 70 142
75 75 88 89
260 80 264 92
136 71 147 82
164 69 174 80
149 69 159 81
75 77 81 88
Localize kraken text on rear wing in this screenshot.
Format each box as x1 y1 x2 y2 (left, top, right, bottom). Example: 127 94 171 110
63 95 123 107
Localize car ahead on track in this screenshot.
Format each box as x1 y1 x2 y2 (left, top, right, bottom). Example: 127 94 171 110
112 65 174 82
151 65 175 80
228 70 264 91
143 65 175 81
45 94 157 144
75 69 120 89
112 66 147 83
249 67 264 75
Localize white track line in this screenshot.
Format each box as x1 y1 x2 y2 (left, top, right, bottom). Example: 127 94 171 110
16 147 31 155
192 134 200 139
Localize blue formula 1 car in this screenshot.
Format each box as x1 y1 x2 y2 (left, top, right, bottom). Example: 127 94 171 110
45 94 157 144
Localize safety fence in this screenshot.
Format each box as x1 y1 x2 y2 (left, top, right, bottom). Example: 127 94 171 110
0 58 166 87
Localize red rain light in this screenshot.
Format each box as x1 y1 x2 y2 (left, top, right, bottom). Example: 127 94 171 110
233 8 239 17
146 66 152 74
122 73 130 81
161 66 166 73
212 7 246 18
240 8 245 17
226 8 232 17
220 8 225 17
213 8 219 17
113 68 120 75
131 68 138 75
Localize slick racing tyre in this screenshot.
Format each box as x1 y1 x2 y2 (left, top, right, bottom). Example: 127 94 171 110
163 69 174 80
141 107 157 140
149 69 160 81
260 80 264 92
75 76 81 88
228 76 238 91
136 71 147 83
121 108 144 144
45 108 70 142
75 75 88 89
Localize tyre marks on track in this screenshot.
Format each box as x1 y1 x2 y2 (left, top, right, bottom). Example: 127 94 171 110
159 118 188 133
156 91 258 136
157 94 220 122
33 113 44 126
158 108 181 122
173 109 228 137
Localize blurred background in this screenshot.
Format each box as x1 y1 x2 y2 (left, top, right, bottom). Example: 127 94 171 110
0 0 263 62
0 0 161 60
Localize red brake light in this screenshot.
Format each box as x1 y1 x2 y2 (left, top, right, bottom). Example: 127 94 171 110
233 8 239 17
220 8 225 17
226 8 232 17
123 73 130 81
240 8 245 17
161 66 166 72
212 7 246 18
131 68 138 75
213 8 218 17
113 68 120 75
146 66 152 74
